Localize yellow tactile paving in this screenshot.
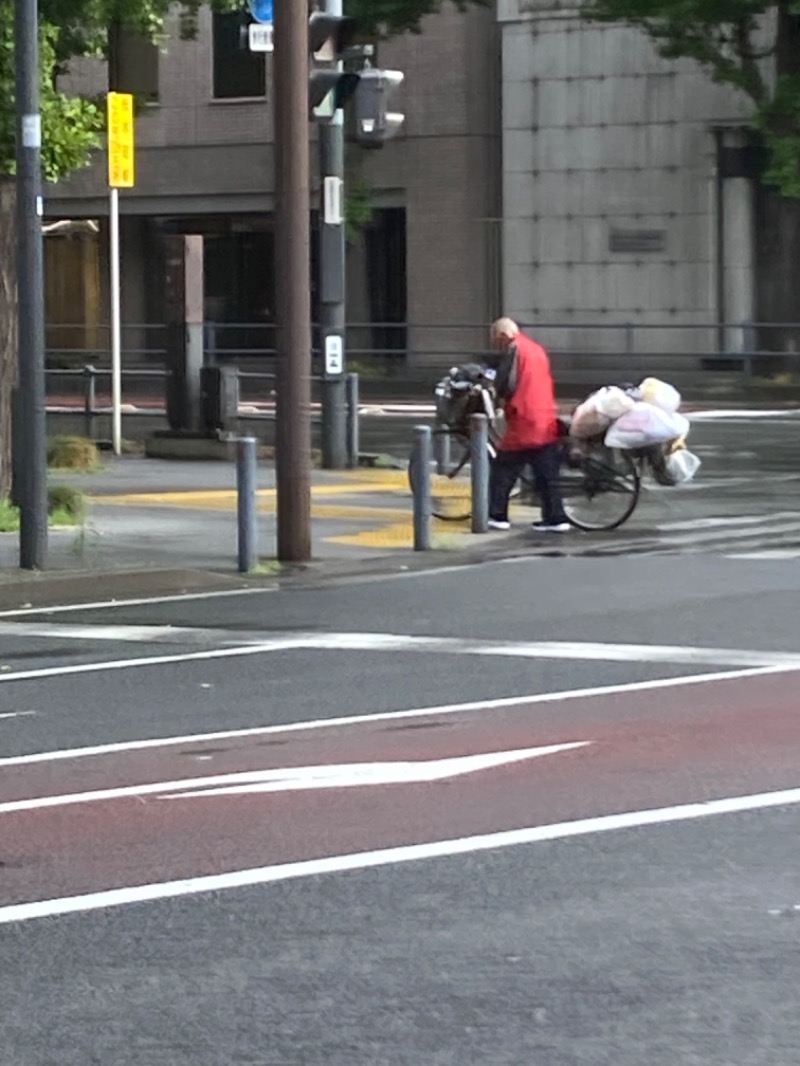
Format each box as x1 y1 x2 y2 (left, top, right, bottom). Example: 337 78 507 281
93 471 525 551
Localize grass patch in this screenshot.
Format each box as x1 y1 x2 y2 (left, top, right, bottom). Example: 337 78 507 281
0 487 87 532
47 435 100 472
0 499 19 532
47 485 87 524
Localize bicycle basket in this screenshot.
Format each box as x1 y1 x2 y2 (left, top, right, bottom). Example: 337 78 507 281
434 365 495 431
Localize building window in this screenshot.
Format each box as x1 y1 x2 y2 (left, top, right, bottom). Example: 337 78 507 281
212 12 266 99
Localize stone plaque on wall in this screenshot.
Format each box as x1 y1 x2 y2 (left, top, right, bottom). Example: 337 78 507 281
609 229 667 254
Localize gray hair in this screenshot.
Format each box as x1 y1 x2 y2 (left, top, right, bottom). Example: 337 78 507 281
490 317 520 341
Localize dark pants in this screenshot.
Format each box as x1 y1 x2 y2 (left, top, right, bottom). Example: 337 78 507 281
489 442 568 524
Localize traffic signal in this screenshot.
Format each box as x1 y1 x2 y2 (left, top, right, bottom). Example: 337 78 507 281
308 12 360 115
354 68 405 148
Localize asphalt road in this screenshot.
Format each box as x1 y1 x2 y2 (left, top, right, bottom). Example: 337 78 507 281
2 551 800 1064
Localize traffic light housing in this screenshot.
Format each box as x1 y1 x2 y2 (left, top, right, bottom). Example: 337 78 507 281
354 68 405 148
309 12 357 58
308 12 359 116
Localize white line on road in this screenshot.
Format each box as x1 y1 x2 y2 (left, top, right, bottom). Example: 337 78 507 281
0 636 310 684
0 742 590 814
0 711 36 721
0 661 795 769
0 586 273 620
2 783 799 925
0 630 797 685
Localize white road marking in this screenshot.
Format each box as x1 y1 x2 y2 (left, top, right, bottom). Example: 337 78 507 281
656 511 800 532
689 409 800 420
0 710 36 721
0 622 216 643
0 630 796 685
727 550 800 560
0 743 589 814
0 586 273 620
0 661 795 769
2 784 799 925
0 636 309 684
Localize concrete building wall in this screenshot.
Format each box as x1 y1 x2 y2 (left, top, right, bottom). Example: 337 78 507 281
48 3 502 368
497 0 754 365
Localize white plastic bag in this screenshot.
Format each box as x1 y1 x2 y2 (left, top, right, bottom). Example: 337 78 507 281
604 402 690 449
570 399 612 439
593 386 637 420
664 449 701 484
639 377 682 413
569 386 634 439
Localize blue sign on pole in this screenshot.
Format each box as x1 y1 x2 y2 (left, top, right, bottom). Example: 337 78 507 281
248 0 273 23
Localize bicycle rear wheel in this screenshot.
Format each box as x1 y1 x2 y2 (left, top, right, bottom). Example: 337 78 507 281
560 446 640 531
407 428 473 521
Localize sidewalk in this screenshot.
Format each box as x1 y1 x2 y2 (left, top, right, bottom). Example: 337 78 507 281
0 454 518 607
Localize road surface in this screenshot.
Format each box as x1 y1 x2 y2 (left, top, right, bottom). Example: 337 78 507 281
2 553 800 1064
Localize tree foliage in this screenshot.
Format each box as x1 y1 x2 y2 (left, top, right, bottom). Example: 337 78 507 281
584 1 800 195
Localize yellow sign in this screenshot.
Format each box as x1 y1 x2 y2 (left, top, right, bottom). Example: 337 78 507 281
107 92 135 188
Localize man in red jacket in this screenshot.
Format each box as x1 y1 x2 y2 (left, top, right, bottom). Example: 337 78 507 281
488 318 570 532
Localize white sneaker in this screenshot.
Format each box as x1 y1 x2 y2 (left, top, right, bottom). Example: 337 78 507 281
531 521 570 533
488 518 511 531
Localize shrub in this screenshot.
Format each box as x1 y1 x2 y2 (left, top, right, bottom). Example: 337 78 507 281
47 485 86 524
47 435 100 471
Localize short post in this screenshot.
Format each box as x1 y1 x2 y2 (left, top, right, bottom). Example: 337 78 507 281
470 413 489 534
411 424 432 551
346 371 359 469
236 436 258 573
433 424 450 474
83 364 96 441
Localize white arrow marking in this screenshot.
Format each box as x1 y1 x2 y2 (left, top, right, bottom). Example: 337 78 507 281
162 742 590 799
0 742 589 816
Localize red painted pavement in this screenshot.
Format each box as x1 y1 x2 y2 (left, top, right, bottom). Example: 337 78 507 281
1 670 799 908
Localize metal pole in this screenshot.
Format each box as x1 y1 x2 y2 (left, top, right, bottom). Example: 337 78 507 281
319 0 347 470
470 413 489 534
433 425 451 475
346 371 359 468
84 365 96 440
110 186 122 455
236 436 258 573
274 0 312 562
411 424 432 551
15 0 48 569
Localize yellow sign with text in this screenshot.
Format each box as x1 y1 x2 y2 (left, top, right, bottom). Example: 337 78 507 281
107 92 135 188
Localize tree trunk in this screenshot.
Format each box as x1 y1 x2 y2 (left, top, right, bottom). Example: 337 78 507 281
0 177 17 499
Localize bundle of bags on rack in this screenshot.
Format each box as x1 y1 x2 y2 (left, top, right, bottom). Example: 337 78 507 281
569 377 701 485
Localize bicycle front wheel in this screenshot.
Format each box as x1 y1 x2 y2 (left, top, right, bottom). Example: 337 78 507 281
560 446 640 532
407 428 473 521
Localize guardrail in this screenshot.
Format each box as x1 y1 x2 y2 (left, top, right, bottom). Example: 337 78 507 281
44 320 800 379
46 364 361 467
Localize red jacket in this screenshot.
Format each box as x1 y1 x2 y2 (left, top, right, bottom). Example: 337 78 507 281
499 333 559 451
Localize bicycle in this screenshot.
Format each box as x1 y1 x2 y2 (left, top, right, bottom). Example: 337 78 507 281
411 421 642 532
407 369 680 532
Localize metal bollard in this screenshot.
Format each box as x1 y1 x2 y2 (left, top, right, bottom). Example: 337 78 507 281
236 436 258 573
346 372 360 469
411 424 432 551
83 365 96 441
433 424 451 475
470 413 489 534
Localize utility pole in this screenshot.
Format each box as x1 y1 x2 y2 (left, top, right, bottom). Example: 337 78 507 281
14 0 48 569
318 0 348 470
273 0 312 561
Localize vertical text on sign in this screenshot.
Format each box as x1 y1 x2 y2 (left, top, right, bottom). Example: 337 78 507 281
107 92 135 189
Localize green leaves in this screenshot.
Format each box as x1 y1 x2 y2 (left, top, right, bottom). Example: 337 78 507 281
584 1 800 195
